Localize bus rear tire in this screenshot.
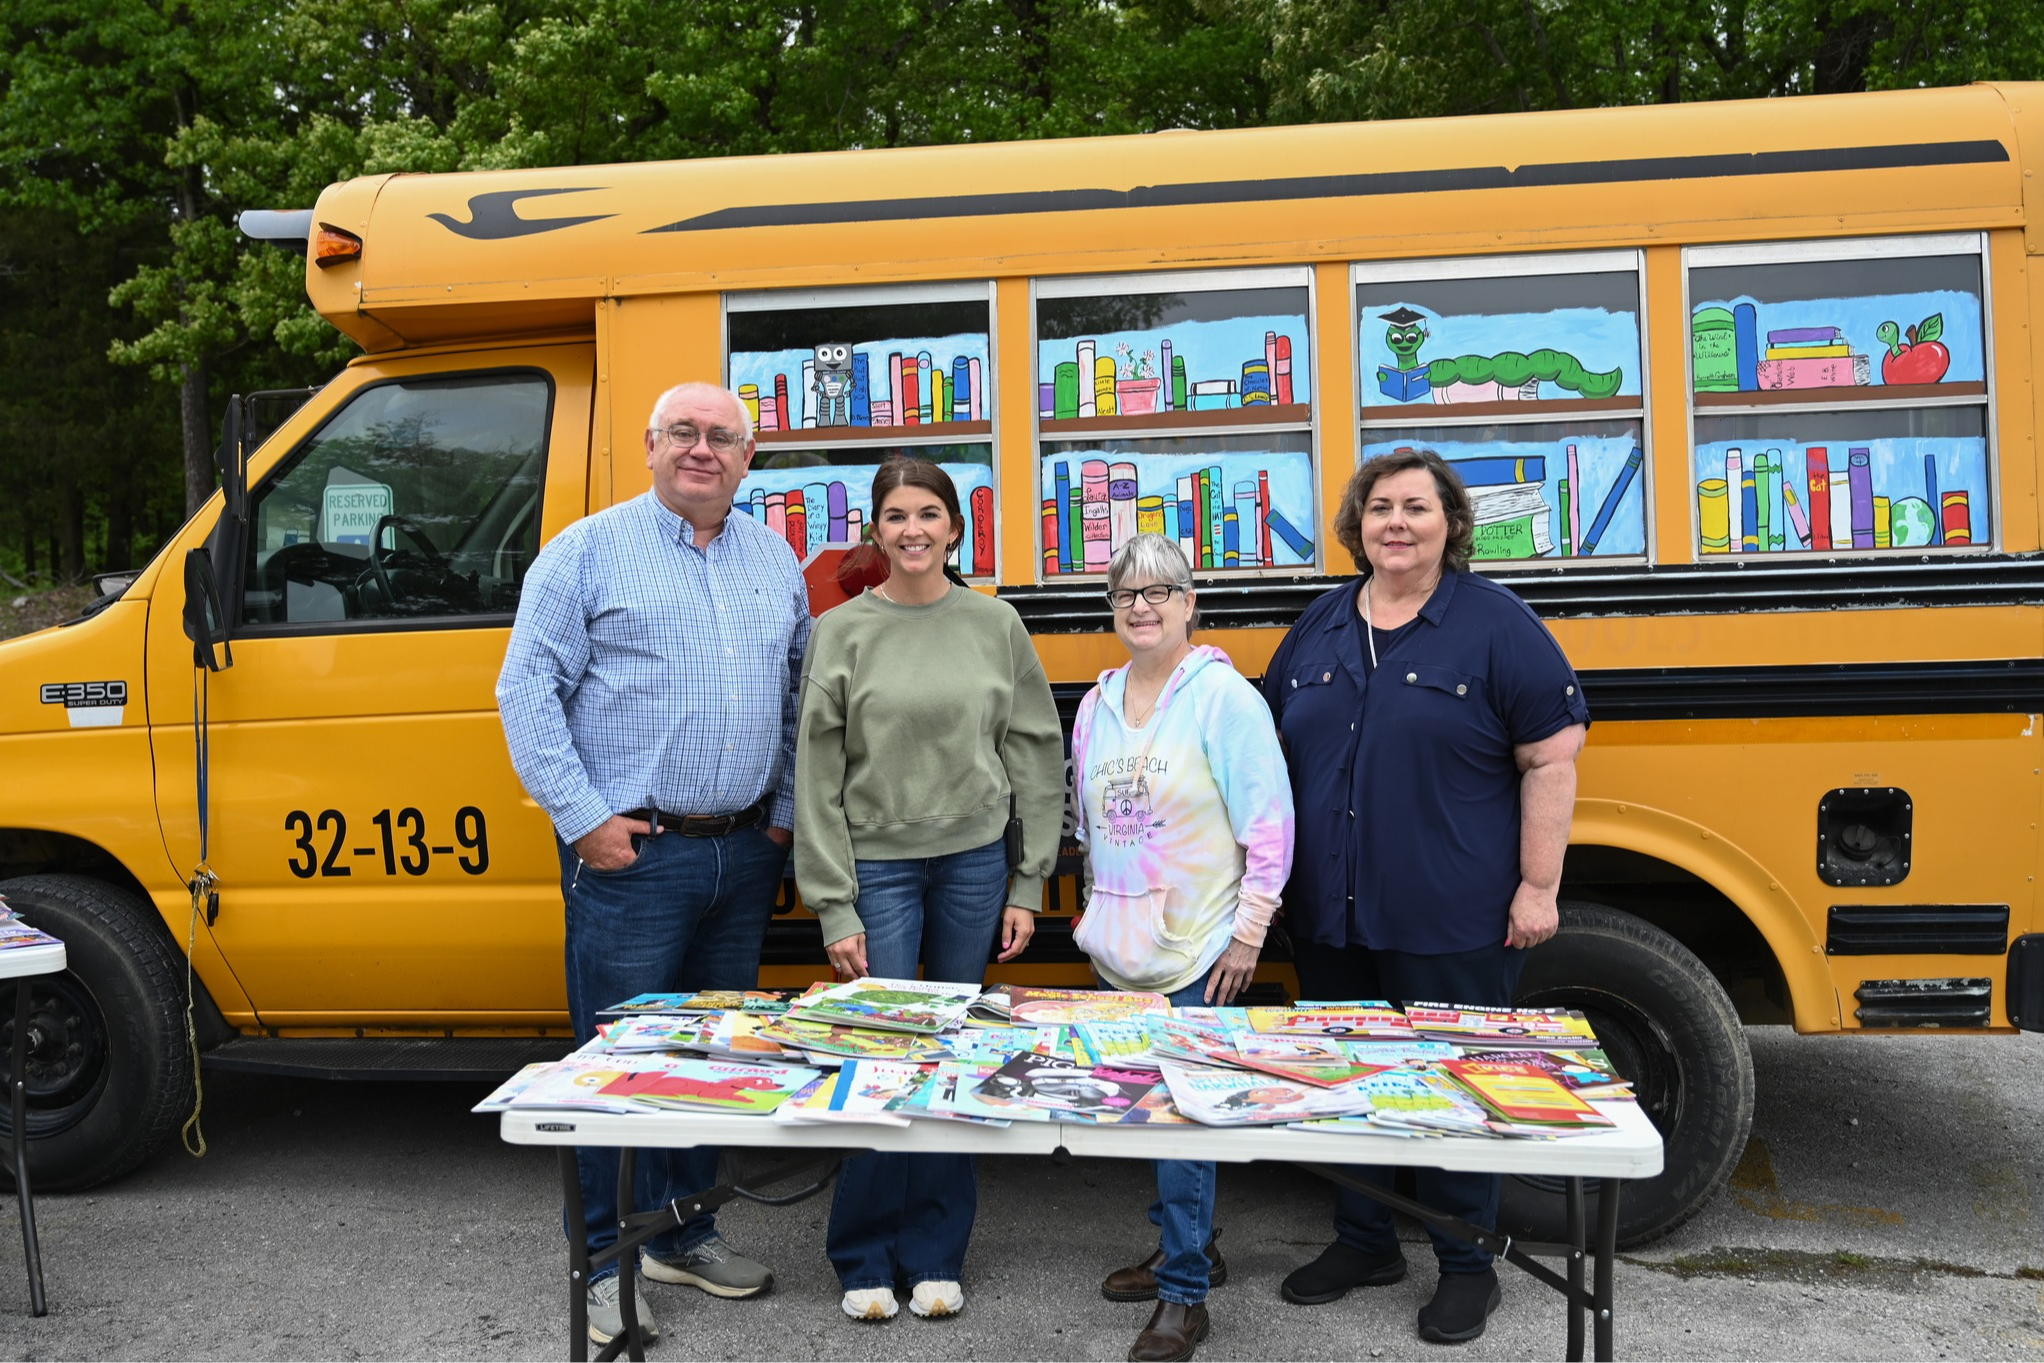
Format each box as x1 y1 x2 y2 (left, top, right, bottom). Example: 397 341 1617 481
1501 900 1755 1247
0 873 193 1191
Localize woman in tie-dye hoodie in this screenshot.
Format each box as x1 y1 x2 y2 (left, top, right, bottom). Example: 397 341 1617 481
1070 533 1294 1363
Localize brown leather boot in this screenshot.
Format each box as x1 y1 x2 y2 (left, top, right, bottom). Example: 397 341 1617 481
1128 1300 1210 1363
1101 1229 1227 1301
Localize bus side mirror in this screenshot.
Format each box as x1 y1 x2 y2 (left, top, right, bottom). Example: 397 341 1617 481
215 399 246 525
182 548 234 672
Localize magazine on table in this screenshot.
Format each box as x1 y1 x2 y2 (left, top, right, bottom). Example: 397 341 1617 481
967 982 1021 1022
470 1061 558 1114
1071 1020 1159 1069
969 1053 1160 1121
1305 1065 1498 1137
948 1026 1064 1065
1468 1048 1634 1100
774 1058 926 1125
1440 1058 1616 1128
1247 1003 1418 1040
596 989 793 1019
1158 1060 1373 1126
753 1015 961 1063
947 1061 1054 1123
1405 1002 1600 1049
1006 986 1170 1027
787 977 981 1034
1143 1014 1246 1069
507 1054 821 1117
1225 1031 1395 1088
896 1062 1011 1127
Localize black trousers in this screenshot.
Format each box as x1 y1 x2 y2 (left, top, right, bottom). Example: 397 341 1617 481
1292 941 1528 1274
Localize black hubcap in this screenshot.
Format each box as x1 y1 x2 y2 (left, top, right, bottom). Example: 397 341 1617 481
0 973 111 1138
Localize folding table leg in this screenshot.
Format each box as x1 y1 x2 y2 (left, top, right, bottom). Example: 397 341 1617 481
614 1148 646 1363
561 1148 590 1363
1594 1178 1621 1362
12 977 46 1318
1565 1178 1586 1362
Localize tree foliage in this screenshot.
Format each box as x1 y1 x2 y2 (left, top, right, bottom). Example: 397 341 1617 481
0 0 2037 580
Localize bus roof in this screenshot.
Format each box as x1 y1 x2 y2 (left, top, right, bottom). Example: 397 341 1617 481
305 83 2043 351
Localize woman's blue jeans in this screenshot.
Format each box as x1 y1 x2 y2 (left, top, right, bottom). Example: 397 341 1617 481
1146 976 1220 1305
826 839 1009 1291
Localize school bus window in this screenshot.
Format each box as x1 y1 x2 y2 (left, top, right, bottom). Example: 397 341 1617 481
1695 406 1989 553
1687 235 1990 557
1357 252 1647 566
1035 268 1313 576
726 287 996 576
1361 420 1645 561
241 372 551 626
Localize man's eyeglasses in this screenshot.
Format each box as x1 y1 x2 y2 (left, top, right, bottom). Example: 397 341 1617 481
651 423 745 453
1104 583 1186 610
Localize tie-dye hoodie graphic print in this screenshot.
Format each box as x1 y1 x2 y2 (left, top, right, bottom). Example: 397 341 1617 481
1069 645 1295 995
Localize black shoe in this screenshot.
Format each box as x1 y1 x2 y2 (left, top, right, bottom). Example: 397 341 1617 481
1416 1268 1502 1343
1279 1242 1408 1305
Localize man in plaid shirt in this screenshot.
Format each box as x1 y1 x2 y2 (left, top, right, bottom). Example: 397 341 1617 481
498 382 809 1346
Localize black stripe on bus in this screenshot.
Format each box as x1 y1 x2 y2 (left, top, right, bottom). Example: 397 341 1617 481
1049 658 2044 725
645 139 2009 234
999 552 2044 633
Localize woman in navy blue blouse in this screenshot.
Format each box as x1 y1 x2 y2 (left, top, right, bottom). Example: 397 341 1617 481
1262 447 1589 1345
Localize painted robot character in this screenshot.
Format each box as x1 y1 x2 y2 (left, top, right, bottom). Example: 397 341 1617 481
813 342 854 426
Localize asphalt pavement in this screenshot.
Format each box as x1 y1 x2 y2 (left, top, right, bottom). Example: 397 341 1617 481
4 1026 2043 1360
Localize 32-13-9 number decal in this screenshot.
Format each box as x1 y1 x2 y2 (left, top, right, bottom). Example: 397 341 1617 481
284 806 490 879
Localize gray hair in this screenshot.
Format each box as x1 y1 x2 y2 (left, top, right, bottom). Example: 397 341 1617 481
1106 533 1193 594
646 382 755 442
1106 533 1198 630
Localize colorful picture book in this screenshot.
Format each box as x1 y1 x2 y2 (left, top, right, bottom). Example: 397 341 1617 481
752 1015 959 1063
1246 1004 1417 1040
1441 1058 1615 1129
1006 987 1170 1026
1226 1031 1393 1088
969 1053 1160 1121
508 1055 821 1117
787 977 981 1034
1404 1003 1600 1049
596 990 792 1019
1158 1060 1371 1126
1471 1048 1634 1100
774 1059 923 1125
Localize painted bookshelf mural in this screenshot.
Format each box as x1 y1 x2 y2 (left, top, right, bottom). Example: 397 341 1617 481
1358 272 1641 411
1036 315 1310 422
1037 444 1316 573
1691 435 1989 555
734 458 997 576
1689 258 1985 400
731 333 991 432
1360 426 1646 561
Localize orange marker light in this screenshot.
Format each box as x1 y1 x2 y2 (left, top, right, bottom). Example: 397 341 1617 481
313 225 363 268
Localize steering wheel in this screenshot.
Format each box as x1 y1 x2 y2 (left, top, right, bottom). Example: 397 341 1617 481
366 514 449 608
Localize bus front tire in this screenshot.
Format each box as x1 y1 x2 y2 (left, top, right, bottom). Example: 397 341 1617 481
1501 900 1755 1248
0 873 193 1191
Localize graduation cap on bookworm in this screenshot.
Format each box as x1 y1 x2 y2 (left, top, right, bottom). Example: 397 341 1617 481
1378 307 1428 324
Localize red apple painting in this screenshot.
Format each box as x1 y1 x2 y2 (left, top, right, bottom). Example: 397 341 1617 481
1877 314 1952 385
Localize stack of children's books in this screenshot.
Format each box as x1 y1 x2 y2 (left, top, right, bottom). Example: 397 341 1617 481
475 984 1635 1138
0 895 60 952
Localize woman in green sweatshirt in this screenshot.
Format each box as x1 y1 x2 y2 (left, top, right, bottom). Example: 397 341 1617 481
794 457 1065 1324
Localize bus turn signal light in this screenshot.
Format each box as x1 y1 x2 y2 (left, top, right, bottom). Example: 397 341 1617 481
313 225 363 268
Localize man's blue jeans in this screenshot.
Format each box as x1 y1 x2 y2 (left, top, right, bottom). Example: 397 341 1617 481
1145 977 1220 1305
825 839 1008 1292
557 826 784 1280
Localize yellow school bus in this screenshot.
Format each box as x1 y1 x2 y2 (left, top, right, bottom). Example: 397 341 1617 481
3 83 2040 1243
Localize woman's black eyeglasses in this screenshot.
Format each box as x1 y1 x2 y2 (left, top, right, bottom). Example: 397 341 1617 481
1104 583 1186 610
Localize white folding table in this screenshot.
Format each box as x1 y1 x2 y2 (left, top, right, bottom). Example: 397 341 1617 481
2 938 65 1319
502 1096 1661 1362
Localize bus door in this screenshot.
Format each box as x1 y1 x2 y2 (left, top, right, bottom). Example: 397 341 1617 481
146 343 593 1024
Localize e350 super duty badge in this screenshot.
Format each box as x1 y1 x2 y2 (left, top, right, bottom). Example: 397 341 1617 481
40 680 128 728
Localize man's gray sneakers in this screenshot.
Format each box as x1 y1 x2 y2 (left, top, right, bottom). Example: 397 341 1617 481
587 1273 660 1347
642 1234 774 1298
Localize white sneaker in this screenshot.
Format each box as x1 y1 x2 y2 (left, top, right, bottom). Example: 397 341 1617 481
909 1280 964 1317
587 1273 660 1346
841 1286 899 1320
